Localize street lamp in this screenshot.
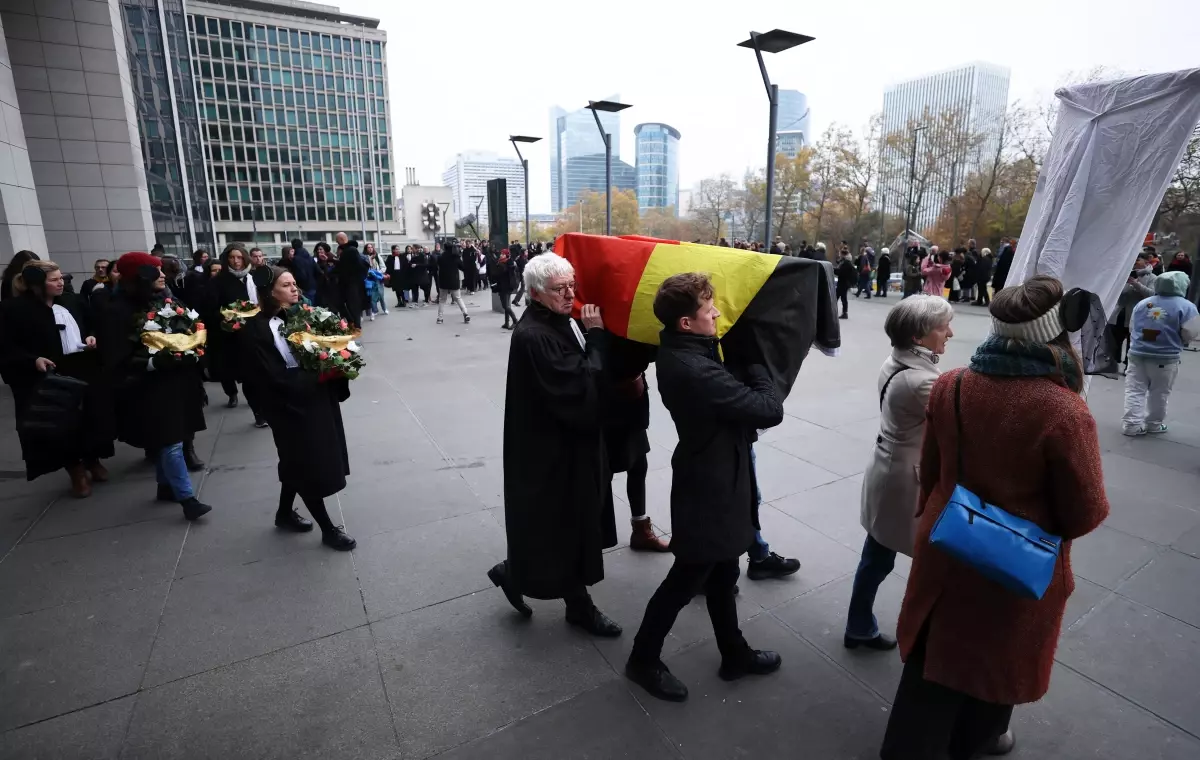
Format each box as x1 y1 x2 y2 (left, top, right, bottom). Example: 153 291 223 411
738 29 814 248
905 125 929 243
509 135 541 248
586 99 632 236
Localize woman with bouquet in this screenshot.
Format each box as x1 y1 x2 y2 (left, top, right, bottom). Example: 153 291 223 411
99 252 212 520
241 266 356 551
0 260 115 497
207 243 266 427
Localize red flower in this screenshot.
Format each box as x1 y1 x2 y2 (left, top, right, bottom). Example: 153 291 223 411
338 320 347 329
231 322 241 331
194 322 205 330
196 349 205 357
147 312 156 319
175 308 184 315
164 298 172 304
339 349 351 359
318 351 329 360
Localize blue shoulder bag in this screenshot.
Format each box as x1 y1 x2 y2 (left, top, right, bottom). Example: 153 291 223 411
928 372 1062 600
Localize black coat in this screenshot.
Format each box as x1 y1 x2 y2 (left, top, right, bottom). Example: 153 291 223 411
384 253 406 292
835 258 857 292
314 261 340 310
436 249 463 290
207 270 255 383
876 253 893 282
503 302 615 599
602 336 654 474
99 289 206 450
241 312 350 497
655 330 783 563
0 292 115 478
992 245 1014 291
974 255 994 287
491 256 517 294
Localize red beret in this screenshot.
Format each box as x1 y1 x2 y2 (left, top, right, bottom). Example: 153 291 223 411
116 252 161 281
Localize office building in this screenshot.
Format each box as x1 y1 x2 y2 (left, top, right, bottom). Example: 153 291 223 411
775 89 810 158
549 97 622 212
879 61 1011 231
187 0 394 247
633 122 680 215
562 154 635 209
441 151 525 230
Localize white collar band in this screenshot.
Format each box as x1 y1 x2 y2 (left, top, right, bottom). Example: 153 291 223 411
992 303 1064 343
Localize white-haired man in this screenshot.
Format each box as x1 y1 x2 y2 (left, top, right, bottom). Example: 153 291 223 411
487 253 621 637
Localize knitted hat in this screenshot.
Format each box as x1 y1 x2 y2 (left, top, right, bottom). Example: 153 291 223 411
116 252 161 281
1155 270 1190 297
992 302 1064 343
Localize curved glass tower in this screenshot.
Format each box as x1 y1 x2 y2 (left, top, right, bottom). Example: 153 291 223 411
633 123 680 216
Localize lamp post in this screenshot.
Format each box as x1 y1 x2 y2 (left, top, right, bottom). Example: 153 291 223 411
905 125 928 242
739 29 814 248
586 99 632 236
509 135 541 248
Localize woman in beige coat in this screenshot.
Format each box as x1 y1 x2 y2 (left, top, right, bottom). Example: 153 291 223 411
844 295 953 651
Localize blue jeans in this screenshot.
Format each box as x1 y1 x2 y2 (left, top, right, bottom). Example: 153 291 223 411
846 534 897 640
156 442 194 501
747 446 769 562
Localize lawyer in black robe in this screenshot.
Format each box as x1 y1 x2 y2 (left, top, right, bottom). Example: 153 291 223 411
487 254 621 637
239 266 357 550
206 245 262 418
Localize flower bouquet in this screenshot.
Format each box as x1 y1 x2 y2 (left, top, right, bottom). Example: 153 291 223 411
279 303 365 380
138 296 206 358
220 299 260 332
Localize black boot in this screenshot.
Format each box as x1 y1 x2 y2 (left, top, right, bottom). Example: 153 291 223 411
321 526 357 551
488 561 532 617
181 497 212 521
625 658 688 702
183 441 205 472
718 649 782 681
275 509 314 532
565 599 622 637
225 394 239 409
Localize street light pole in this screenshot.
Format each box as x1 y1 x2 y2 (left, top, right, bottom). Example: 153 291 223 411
739 29 813 249
509 135 541 248
905 125 928 242
586 99 632 236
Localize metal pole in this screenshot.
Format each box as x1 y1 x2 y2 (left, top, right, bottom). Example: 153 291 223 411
905 129 919 240
523 158 530 247
765 83 778 248
604 132 612 235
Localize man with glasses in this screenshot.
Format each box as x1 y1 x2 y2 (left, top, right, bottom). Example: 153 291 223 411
486 253 622 638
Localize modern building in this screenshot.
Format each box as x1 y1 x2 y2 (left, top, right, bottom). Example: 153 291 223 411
633 122 680 215
562 154 635 209
187 0 393 249
879 61 1011 231
549 97 622 212
775 89 810 158
441 151 525 230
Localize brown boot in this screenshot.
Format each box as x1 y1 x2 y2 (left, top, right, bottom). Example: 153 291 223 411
630 518 670 552
67 464 92 498
86 460 109 483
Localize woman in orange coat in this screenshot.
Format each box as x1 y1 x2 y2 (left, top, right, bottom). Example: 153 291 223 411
881 276 1109 760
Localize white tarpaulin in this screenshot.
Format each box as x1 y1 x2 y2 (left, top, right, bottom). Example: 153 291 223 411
1009 69 1200 318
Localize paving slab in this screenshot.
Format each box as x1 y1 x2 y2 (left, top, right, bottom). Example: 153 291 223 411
0 696 134 760
1116 549 1200 627
1069 525 1162 591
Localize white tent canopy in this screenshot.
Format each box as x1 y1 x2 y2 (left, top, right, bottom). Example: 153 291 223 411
1009 69 1200 317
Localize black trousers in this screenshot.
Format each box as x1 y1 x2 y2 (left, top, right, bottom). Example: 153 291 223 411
626 451 648 518
880 627 1013 760
497 289 517 325
630 556 746 665
221 378 262 416
837 288 850 315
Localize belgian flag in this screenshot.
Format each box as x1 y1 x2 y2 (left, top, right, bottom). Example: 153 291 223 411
557 233 840 399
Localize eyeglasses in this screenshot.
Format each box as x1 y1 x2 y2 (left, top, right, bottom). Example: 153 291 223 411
547 282 577 296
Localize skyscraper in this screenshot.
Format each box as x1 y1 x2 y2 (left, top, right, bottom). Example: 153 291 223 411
549 98 622 212
441 151 525 230
186 0 394 246
633 123 680 215
775 89 810 158
879 61 1011 231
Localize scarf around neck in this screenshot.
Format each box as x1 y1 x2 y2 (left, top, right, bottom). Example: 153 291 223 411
969 334 1081 390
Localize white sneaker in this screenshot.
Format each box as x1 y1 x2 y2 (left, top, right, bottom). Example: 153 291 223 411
1122 425 1146 437
382 309 389 315
1146 423 1168 434
369 314 375 322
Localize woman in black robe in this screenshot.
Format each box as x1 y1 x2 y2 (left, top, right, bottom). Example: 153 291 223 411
240 266 356 550
1 250 39 301
99 252 211 520
206 244 266 426
0 260 114 497
313 243 340 310
334 239 367 329
414 247 433 304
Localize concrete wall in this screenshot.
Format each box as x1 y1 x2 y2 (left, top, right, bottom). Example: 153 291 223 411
0 14 46 259
0 0 153 275
401 185 454 244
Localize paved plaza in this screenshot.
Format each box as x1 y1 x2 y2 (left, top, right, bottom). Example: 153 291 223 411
1 291 1198 759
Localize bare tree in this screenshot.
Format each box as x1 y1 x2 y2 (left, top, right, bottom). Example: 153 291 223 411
1154 125 1200 229
737 169 766 243
691 175 737 241
773 149 812 242
836 114 881 234
807 125 842 243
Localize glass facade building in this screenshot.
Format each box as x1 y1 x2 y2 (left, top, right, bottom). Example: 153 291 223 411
775 89 810 158
186 0 393 245
633 123 680 215
121 0 216 256
549 98 622 212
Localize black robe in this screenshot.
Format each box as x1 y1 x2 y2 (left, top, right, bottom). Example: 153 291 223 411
206 270 255 384
503 302 615 599
241 312 350 497
601 336 654 473
99 289 206 450
0 292 115 478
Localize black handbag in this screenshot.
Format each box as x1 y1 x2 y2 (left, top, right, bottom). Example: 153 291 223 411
17 370 89 447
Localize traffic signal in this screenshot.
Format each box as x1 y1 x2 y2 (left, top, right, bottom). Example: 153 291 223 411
421 202 440 232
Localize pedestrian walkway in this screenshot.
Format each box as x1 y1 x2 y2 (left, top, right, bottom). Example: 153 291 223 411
0 293 1197 759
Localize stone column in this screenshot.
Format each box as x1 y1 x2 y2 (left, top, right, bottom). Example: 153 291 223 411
0 13 46 259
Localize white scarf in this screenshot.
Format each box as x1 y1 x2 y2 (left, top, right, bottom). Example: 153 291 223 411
269 316 298 368
244 272 258 305
52 304 85 355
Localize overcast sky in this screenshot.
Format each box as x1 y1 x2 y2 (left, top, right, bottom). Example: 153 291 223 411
342 0 1197 215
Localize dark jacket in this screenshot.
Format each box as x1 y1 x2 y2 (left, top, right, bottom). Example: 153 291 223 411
502 301 614 599
992 244 1014 291
835 257 857 292
655 330 783 563
206 268 255 383
241 312 350 497
290 247 318 297
383 252 405 290
436 247 464 291
876 252 892 282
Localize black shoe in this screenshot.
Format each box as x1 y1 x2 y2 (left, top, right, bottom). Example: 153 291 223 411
984 729 1015 756
275 509 314 532
839 313 848 320
843 633 898 651
488 562 533 617
501 323 513 330
321 526 357 551
512 297 522 306
463 314 471 324
182 442 205 472
156 483 175 502
225 395 238 409
253 416 269 429
718 649 782 681
625 658 688 702
181 497 212 521
565 604 622 637
747 552 801 580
